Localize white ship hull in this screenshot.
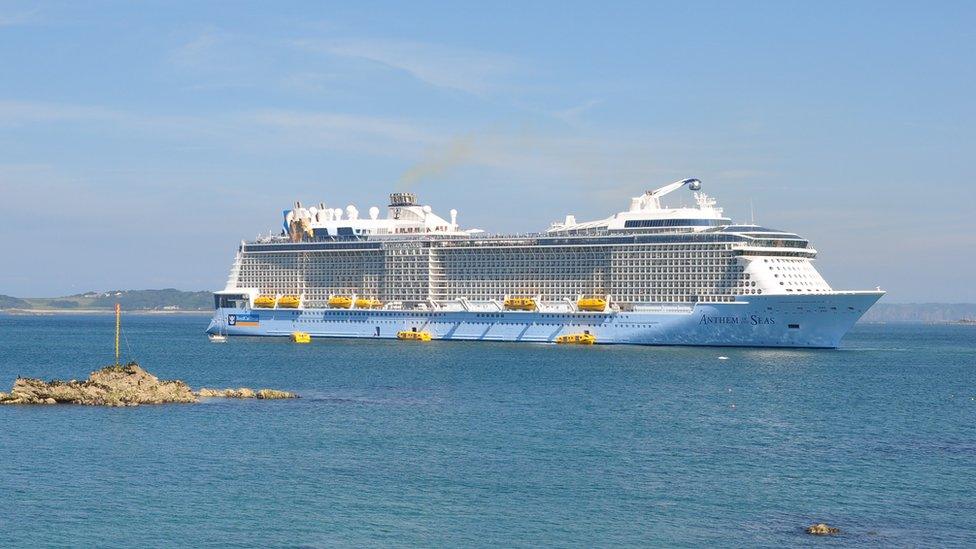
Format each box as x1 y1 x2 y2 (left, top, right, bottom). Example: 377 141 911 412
207 292 882 348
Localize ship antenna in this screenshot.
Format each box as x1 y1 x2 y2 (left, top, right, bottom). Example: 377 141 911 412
114 303 121 366
750 200 755 225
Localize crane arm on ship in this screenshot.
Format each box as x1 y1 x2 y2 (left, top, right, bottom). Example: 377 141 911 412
633 178 702 210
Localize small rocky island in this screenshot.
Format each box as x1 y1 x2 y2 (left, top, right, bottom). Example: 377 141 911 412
0 363 298 407
805 523 840 536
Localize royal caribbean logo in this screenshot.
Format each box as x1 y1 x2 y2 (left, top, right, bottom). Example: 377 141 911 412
699 314 775 326
227 313 260 327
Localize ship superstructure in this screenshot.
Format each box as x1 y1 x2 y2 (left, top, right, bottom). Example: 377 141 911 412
209 179 883 347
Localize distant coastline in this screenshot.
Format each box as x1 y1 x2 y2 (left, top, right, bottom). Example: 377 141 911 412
1 308 212 315
859 303 976 323
0 289 213 313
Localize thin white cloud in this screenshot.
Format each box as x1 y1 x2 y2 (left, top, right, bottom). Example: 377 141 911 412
247 109 436 146
0 100 125 123
0 8 38 27
169 28 233 69
297 38 517 95
552 99 603 124
278 71 341 93
716 169 773 180
242 109 443 158
166 28 287 91
0 99 441 158
0 99 225 139
165 31 520 98
0 99 724 191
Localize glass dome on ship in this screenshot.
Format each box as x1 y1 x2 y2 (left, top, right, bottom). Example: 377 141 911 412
208 179 883 348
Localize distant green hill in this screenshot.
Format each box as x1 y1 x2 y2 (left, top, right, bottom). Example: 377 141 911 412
0 289 214 311
0 295 31 309
85 289 214 310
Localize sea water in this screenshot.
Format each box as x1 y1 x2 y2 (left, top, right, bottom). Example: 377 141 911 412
0 314 973 547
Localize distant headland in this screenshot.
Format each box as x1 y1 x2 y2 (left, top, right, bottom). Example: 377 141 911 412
0 289 213 313
859 303 976 323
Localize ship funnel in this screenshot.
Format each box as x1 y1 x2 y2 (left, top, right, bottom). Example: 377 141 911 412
389 192 417 207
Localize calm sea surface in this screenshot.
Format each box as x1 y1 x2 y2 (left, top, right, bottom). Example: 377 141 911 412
0 314 973 547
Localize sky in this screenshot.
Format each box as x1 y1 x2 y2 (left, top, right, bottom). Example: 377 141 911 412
1 1 974 302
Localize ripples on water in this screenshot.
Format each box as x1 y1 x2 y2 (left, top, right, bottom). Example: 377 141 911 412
1 315 973 547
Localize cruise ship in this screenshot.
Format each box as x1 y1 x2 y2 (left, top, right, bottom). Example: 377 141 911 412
207 179 883 347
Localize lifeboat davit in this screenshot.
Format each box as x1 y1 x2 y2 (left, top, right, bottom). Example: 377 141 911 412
328 296 353 309
577 297 607 312
278 295 301 308
253 295 276 308
503 297 537 311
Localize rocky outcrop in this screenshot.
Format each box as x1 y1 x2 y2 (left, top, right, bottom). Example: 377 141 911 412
256 389 297 399
0 363 297 406
805 523 840 535
196 387 257 398
0 364 195 406
196 387 297 399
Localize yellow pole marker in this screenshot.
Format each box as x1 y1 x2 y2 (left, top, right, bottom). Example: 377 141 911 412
115 303 121 365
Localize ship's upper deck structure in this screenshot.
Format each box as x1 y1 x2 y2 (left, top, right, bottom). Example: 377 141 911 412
225 179 834 311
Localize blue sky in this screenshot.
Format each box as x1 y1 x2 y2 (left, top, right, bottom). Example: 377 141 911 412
1 1 973 301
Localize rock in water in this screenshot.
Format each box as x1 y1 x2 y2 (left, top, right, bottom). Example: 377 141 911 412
0 363 195 407
0 363 297 406
806 523 840 535
196 388 296 399
256 389 298 400
196 387 257 398
88 364 197 406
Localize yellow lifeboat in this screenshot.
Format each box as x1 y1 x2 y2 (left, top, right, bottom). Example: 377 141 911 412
328 296 353 309
397 330 432 341
278 295 301 309
577 297 607 312
254 295 276 308
555 333 596 345
503 297 537 311
355 297 383 309
290 331 311 343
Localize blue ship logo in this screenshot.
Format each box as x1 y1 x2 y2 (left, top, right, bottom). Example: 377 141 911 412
227 313 259 327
